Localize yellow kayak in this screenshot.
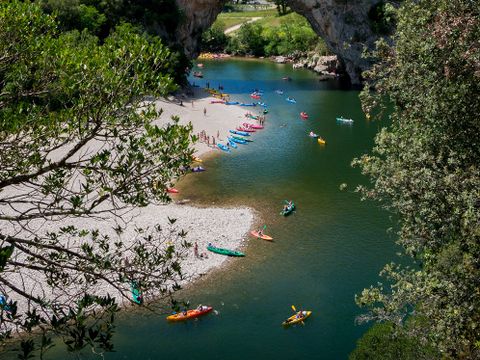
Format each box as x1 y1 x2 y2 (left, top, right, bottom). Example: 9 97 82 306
282 310 312 326
318 137 326 145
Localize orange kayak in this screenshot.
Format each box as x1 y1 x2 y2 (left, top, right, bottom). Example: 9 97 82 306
167 188 179 194
166 306 213 321
250 230 273 241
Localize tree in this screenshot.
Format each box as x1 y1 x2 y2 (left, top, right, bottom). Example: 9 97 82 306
354 0 480 358
0 1 194 357
271 0 289 16
201 21 229 52
230 22 266 56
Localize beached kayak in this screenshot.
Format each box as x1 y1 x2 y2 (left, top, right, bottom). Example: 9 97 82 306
236 127 256 133
250 230 273 241
225 101 240 105
229 130 250 136
130 281 143 305
192 156 203 162
192 166 205 172
232 135 253 142
240 103 257 107
282 311 312 326
167 188 179 194
207 244 245 257
217 143 230 152
228 136 247 144
227 138 238 149
280 201 295 216
243 123 264 129
166 306 213 321
318 137 326 145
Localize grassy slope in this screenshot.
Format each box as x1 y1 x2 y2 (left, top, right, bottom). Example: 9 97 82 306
215 9 277 31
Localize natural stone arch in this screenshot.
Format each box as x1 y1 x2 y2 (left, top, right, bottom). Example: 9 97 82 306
174 0 383 84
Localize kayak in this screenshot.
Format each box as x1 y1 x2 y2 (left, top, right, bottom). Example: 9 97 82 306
250 230 273 241
240 103 257 107
229 130 250 136
318 137 326 145
228 136 247 144
243 123 264 129
282 311 312 326
210 100 225 104
167 188 179 194
308 132 319 138
232 135 253 142
166 306 213 321
336 116 354 123
130 281 143 305
300 112 309 119
250 94 261 99
192 156 203 162
245 114 259 120
207 244 245 257
280 201 295 216
217 143 230 152
236 127 256 132
257 102 267 107
225 101 240 105
282 76 292 81
275 89 284 95
286 97 297 104
192 166 205 172
227 138 238 149
263 109 269 114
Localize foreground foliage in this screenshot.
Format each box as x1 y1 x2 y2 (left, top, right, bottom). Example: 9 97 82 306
354 0 479 358
0 1 194 357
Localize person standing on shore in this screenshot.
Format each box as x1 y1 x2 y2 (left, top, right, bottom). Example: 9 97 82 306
191 100 194 107
194 242 199 257
217 130 220 139
203 107 207 116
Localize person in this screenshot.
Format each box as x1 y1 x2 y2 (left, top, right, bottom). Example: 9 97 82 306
192 100 194 107
206 81 210 89
194 242 199 257
212 137 216 146
258 229 263 236
180 100 183 106
203 107 207 116
217 130 220 139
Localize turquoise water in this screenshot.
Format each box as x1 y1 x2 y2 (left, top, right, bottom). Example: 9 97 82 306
47 59 396 359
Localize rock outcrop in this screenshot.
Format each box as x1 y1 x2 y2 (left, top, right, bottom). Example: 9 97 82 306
293 54 341 80
173 0 383 84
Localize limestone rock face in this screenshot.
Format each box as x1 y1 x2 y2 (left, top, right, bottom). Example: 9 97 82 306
174 0 382 84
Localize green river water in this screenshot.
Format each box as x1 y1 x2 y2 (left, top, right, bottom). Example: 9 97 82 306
46 59 396 359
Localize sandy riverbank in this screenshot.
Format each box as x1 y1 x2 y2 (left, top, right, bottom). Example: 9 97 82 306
1 87 262 323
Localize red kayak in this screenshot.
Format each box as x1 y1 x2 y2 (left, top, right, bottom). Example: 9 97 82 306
166 306 213 321
236 127 256 132
300 112 309 119
250 94 261 99
243 122 264 129
167 188 179 194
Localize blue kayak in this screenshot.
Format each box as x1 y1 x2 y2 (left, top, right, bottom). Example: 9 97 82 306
232 135 253 142
240 103 257 107
217 143 230 152
192 166 205 172
229 130 250 136
227 138 238 149
228 136 247 144
286 97 297 104
225 101 240 105
257 102 267 107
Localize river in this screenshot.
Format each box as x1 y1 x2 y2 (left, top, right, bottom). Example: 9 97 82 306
48 58 396 359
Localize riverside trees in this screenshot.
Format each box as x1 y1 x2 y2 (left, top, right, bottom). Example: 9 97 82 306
354 0 479 358
0 1 193 357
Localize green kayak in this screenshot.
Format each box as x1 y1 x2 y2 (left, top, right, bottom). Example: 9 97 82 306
232 135 253 142
280 201 295 216
207 244 245 257
130 281 143 304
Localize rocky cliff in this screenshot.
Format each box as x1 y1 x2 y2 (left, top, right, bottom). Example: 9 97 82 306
174 0 383 84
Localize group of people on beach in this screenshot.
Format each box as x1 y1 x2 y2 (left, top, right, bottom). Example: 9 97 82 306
197 130 220 147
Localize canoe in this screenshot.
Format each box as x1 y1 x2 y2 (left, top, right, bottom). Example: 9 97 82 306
228 136 247 144
130 281 143 305
229 130 250 136
227 138 238 149
243 123 264 129
282 311 312 326
225 101 240 105
280 201 295 216
286 97 297 104
217 143 230 152
166 306 213 321
318 137 326 145
250 230 273 241
240 103 257 107
192 166 205 172
167 188 179 194
336 116 354 123
232 135 253 142
236 127 256 132
207 244 245 257
300 112 309 119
